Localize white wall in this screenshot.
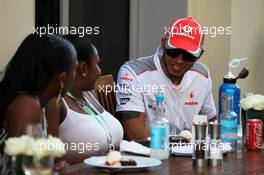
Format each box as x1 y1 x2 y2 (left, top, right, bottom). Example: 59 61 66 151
129 0 187 59
189 0 264 107
188 0 231 105
231 0 264 95
0 0 34 71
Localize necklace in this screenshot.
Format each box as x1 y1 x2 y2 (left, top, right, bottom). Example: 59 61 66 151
66 91 115 152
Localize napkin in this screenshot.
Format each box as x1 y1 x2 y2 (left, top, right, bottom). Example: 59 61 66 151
119 140 151 156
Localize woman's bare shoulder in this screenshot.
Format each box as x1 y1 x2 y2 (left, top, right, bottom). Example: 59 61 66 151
6 94 41 136
8 94 40 110
7 94 41 122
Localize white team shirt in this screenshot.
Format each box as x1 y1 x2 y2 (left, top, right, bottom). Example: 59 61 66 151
116 48 216 132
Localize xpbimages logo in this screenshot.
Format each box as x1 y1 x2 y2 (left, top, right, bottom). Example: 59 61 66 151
32 24 100 37
164 24 232 38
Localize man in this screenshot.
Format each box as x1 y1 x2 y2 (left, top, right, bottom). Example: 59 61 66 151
116 17 216 140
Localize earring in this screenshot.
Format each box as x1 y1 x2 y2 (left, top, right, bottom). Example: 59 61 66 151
56 82 64 106
82 73 86 77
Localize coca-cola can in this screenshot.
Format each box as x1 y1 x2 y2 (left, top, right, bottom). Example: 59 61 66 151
246 119 263 150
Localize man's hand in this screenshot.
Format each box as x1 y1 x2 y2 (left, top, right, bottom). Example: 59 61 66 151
116 111 150 141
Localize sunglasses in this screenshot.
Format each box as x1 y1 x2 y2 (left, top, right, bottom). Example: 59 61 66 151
165 49 198 62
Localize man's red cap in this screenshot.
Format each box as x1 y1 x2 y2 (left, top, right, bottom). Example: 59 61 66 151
164 17 205 58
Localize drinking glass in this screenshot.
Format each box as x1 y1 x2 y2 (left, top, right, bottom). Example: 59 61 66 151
20 123 54 175
22 156 54 175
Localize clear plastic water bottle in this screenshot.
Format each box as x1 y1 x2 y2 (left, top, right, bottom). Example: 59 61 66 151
150 94 170 160
220 89 238 152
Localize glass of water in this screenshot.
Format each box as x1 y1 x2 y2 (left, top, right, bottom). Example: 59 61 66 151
22 156 54 175
20 124 54 175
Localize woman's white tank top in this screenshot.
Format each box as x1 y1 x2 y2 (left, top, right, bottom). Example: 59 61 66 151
59 97 123 154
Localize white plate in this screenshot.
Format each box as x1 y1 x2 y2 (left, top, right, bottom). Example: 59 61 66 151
171 142 232 156
84 155 162 169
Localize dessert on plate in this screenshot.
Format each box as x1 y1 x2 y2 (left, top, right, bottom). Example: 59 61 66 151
170 130 192 144
105 151 137 167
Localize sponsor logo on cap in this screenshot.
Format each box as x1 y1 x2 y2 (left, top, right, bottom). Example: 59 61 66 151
178 24 195 40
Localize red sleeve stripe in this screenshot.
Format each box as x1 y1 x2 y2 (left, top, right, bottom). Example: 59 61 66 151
137 69 158 76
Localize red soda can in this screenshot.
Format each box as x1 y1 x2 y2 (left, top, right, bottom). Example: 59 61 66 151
246 119 263 150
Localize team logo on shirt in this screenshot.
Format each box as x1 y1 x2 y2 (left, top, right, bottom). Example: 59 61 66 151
120 98 131 105
184 91 198 105
120 73 133 81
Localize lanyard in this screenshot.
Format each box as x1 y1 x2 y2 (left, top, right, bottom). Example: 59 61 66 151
66 92 114 152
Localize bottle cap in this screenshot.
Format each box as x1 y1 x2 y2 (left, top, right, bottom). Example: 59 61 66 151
224 57 247 79
223 77 237 83
156 95 164 103
225 89 234 97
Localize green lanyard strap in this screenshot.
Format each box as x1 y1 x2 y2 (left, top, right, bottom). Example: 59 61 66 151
66 92 114 151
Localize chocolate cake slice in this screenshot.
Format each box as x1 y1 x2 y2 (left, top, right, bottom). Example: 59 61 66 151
170 135 191 143
120 159 137 166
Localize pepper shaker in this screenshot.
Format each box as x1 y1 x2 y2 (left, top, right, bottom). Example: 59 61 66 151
208 121 223 167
